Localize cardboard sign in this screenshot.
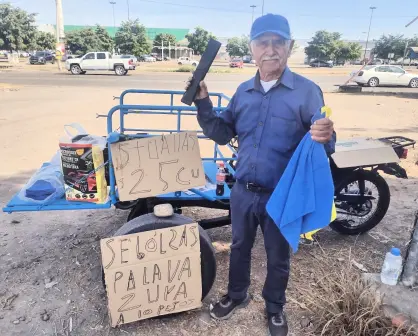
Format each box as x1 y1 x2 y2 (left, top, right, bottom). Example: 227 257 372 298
332 137 399 168
100 223 202 327
110 132 206 201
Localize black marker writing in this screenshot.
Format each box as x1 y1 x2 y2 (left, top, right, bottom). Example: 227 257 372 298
178 225 188 247
181 133 189 151
164 284 176 301
136 236 145 260
120 238 130 264
118 293 142 312
188 134 196 150
168 260 181 283
116 313 125 326
159 160 178 191
147 285 160 303
178 257 191 280
104 239 115 269
189 226 198 247
176 167 190 185
148 139 159 159
161 135 170 155
169 229 178 250
114 271 123 294
129 169 151 195
145 236 157 252
159 233 166 254
127 270 136 291
174 282 187 301
153 264 162 283
191 169 200 179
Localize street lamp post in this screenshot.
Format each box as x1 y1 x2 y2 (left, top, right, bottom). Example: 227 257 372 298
110 1 116 32
363 6 376 63
127 0 130 20
250 5 256 24
261 0 264 15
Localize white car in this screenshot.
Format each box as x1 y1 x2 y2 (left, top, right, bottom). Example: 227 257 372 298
177 57 198 66
351 65 418 88
65 51 136 76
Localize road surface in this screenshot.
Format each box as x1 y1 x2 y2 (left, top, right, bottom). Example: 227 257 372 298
1 70 417 94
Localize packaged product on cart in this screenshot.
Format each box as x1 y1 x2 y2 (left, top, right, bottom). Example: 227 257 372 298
59 123 108 203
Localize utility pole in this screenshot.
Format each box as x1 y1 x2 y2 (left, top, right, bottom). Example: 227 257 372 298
250 5 256 24
127 0 130 20
55 0 65 71
261 0 264 15
110 1 116 33
363 6 376 64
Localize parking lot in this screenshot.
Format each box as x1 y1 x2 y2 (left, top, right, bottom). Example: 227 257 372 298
0 64 418 336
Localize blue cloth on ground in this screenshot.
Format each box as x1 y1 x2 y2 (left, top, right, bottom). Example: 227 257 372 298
266 110 335 252
25 180 57 200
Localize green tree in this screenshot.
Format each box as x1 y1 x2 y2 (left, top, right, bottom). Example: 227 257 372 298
334 41 362 62
186 27 216 55
115 19 151 56
0 3 37 52
372 34 410 60
153 33 176 47
30 31 56 51
304 30 342 60
226 35 250 57
95 25 114 52
65 28 100 55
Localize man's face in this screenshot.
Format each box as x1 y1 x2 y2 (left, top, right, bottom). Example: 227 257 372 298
251 32 293 75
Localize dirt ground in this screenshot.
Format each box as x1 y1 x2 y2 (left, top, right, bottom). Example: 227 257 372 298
0 83 417 336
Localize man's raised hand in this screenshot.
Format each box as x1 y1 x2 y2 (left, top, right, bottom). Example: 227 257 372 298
310 118 334 144
185 77 209 100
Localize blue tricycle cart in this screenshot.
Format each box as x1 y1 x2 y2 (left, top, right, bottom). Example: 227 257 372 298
3 89 416 300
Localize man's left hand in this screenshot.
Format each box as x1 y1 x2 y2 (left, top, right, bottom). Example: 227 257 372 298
310 118 334 144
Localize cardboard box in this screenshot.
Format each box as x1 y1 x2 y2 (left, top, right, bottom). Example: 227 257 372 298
332 137 399 168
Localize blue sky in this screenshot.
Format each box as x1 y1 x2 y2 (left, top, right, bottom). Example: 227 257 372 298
3 0 418 40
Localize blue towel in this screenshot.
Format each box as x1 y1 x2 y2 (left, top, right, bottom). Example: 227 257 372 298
266 110 335 252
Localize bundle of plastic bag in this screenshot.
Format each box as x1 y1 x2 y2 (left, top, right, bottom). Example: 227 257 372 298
18 151 65 204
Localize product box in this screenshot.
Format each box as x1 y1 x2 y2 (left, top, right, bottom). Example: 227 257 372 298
59 142 107 203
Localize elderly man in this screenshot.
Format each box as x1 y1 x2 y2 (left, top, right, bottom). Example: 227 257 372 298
186 13 335 336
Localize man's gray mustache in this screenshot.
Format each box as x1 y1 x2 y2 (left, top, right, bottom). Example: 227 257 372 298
261 57 280 61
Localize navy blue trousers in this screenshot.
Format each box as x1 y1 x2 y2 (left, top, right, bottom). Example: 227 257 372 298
227 182 290 313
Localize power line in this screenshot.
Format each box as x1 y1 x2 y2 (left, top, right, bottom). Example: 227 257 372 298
137 0 418 19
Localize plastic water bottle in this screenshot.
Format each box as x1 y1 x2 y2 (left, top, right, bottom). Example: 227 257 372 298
380 247 403 286
216 162 226 196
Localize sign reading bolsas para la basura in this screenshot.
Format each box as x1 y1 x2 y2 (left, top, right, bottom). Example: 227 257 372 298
100 223 202 327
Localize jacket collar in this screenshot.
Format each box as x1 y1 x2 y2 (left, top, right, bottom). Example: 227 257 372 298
246 66 294 92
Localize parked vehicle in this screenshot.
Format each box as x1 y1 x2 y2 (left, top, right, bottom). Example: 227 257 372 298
29 51 56 65
177 57 198 66
65 52 136 76
229 58 244 68
352 65 418 88
243 55 252 63
139 54 156 62
309 59 333 68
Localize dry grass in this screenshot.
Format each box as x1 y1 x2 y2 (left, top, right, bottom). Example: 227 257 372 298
298 252 418 336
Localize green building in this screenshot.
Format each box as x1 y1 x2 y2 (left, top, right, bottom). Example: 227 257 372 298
40 24 189 42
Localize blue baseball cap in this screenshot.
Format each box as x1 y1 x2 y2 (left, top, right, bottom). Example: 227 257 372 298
250 13 291 41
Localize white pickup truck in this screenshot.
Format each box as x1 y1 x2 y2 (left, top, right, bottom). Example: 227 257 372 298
65 51 136 76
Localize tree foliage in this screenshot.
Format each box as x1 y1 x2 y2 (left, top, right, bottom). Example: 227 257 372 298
305 30 362 61
226 36 250 57
115 19 151 56
0 3 38 52
153 33 176 47
95 25 114 52
65 25 114 55
31 31 56 51
66 28 99 55
186 27 216 55
372 34 418 60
